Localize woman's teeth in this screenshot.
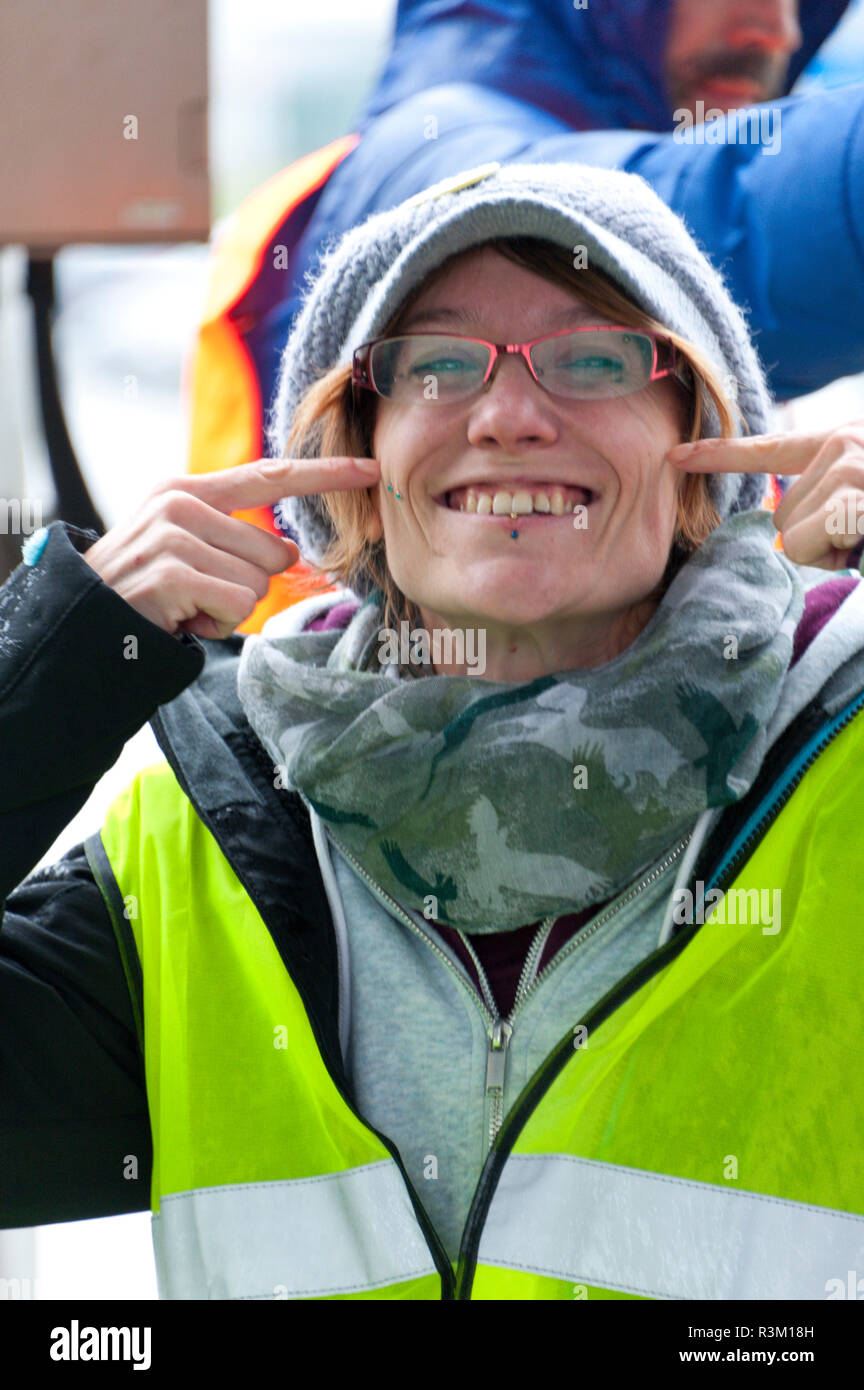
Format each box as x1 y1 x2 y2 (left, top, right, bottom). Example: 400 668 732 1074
448 485 590 516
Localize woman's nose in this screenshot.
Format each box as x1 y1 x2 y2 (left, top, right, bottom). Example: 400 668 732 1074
465 351 560 447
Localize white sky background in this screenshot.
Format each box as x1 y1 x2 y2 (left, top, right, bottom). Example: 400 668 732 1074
210 0 397 211
3 0 864 1301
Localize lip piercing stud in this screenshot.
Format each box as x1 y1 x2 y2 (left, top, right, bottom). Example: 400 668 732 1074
510 529 519 540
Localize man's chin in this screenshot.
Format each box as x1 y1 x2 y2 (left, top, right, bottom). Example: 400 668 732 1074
674 73 786 116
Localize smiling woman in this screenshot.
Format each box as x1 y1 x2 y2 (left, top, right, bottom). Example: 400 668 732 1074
7 159 864 1304
283 235 740 667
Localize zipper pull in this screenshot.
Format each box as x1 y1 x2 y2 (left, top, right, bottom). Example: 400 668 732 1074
485 1018 513 1097
486 1018 513 1147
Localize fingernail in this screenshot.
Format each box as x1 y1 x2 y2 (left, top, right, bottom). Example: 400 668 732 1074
259 459 287 475
354 457 380 475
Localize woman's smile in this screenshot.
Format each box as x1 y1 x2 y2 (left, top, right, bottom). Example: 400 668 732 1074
438 480 596 516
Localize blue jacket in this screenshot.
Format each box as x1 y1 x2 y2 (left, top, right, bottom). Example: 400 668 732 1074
250 0 862 424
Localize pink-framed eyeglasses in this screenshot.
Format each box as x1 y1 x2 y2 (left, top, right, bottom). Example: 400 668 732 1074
351 326 692 406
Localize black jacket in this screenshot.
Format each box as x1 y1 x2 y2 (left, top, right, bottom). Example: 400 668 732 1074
0 519 856 1231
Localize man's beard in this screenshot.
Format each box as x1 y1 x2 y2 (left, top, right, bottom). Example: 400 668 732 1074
667 45 789 110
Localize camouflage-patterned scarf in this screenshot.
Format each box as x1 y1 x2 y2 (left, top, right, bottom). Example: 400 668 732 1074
237 511 803 932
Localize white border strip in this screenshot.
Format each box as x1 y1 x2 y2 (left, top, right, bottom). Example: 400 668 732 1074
479 1153 864 1299
154 1162 437 1299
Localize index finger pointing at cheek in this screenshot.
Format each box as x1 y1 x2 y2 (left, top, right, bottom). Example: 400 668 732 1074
184 457 381 516
665 433 827 476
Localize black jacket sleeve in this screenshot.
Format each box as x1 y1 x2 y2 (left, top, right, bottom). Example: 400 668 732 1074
0 521 205 897
0 521 205 1227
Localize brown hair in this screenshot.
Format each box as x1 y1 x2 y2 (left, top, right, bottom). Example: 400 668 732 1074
283 236 745 640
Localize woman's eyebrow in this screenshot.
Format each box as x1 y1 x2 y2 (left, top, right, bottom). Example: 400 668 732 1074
397 306 482 330
397 304 598 332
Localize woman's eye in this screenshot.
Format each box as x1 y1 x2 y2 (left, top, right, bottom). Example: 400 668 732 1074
556 355 625 377
409 357 473 376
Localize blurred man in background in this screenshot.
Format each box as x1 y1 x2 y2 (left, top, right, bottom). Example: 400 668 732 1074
665 0 804 112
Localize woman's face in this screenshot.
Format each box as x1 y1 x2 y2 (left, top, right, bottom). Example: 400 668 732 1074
367 246 691 672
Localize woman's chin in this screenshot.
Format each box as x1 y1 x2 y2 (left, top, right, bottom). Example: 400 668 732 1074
414 576 601 631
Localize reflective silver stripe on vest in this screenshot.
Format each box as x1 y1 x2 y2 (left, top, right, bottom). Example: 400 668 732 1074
478 1154 864 1299
152 1161 437 1299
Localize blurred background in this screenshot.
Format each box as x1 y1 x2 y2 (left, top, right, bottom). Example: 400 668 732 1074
1 0 864 1300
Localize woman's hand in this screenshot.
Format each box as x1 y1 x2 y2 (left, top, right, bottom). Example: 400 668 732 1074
666 422 864 570
82 456 380 639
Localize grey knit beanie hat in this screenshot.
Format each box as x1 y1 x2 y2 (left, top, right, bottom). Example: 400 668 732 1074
268 160 772 588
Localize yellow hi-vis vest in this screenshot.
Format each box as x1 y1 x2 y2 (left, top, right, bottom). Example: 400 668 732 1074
85 700 864 1300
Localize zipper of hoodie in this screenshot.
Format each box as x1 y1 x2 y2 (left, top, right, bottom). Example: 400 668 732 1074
480 830 692 1145
457 915 556 1150
326 834 558 1148
328 829 693 1152
453 688 864 1299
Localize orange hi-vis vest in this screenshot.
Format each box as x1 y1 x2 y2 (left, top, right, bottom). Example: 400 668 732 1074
186 135 359 634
